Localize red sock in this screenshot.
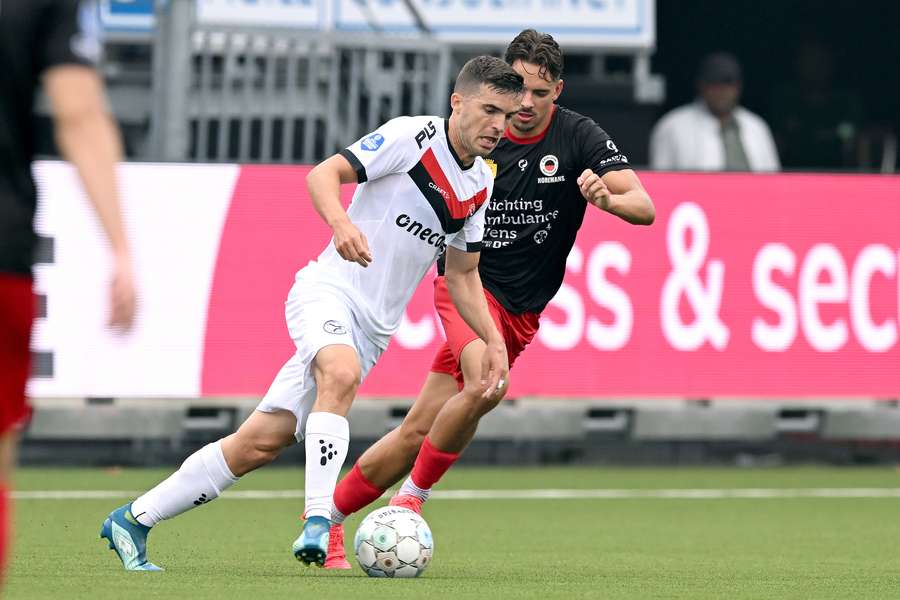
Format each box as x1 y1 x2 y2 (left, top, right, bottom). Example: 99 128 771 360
0 486 8 580
409 437 460 490
333 463 386 518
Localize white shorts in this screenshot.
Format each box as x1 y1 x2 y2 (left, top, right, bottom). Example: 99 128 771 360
256 280 387 441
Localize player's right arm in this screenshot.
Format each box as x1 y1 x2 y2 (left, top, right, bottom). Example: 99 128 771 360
308 116 423 268
306 154 372 267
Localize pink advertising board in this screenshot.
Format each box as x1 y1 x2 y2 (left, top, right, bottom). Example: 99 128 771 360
31 163 900 398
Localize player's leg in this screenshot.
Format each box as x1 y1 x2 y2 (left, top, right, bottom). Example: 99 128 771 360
358 371 458 488
0 435 16 581
391 340 506 511
292 344 360 566
326 278 469 544
0 272 34 580
392 288 539 512
101 302 316 573
324 368 455 569
101 407 297 571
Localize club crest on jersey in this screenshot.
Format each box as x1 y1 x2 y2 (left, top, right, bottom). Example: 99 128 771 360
484 159 498 179
539 155 559 176
537 154 565 183
360 133 385 151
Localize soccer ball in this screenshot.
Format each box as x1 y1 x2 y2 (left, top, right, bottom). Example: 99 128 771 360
354 506 433 578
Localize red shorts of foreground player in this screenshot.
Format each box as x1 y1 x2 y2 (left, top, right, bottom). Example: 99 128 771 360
430 275 540 387
0 273 34 435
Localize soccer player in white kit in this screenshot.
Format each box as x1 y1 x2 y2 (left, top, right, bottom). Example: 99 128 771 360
99 56 524 571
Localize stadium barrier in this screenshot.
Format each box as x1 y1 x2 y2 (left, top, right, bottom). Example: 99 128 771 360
150 1 451 163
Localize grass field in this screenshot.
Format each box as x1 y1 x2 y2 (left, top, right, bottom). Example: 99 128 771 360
8 466 900 599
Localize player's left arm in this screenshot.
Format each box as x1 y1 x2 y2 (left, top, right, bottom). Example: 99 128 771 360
443 247 509 399
577 168 655 225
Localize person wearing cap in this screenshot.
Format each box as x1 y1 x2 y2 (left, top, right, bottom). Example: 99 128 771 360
649 52 780 172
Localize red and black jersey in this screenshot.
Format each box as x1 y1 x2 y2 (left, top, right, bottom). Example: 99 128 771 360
473 105 631 315
0 0 98 275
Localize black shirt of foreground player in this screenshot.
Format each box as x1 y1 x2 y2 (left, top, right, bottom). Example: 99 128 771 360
476 105 630 315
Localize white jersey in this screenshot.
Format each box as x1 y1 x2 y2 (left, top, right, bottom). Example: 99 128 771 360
299 116 493 343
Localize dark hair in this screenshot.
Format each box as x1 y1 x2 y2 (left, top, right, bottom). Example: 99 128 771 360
454 55 524 96
504 29 564 80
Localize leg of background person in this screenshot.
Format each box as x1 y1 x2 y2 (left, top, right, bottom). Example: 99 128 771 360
0 273 33 580
0 434 17 577
330 371 458 524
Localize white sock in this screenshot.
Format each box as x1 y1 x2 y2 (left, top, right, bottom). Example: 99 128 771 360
398 476 431 502
303 412 350 520
330 505 347 525
130 440 238 527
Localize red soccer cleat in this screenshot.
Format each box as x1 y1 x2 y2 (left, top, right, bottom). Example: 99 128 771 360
323 523 351 570
388 493 424 515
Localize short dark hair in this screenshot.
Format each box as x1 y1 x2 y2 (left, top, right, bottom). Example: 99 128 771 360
454 55 524 96
505 29 564 80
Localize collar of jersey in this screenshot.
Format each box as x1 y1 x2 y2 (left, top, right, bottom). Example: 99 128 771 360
504 104 557 145
443 119 476 171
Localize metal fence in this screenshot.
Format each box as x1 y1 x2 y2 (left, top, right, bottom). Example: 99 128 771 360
150 2 451 163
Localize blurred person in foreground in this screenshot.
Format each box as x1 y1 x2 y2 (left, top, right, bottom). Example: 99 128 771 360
322 29 655 569
0 0 136 579
99 56 521 571
650 51 780 172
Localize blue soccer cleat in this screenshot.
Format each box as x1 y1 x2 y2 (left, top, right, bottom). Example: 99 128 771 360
292 515 331 567
99 503 163 571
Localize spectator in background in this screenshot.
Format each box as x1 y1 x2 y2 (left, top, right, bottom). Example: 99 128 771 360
769 38 863 170
650 52 780 172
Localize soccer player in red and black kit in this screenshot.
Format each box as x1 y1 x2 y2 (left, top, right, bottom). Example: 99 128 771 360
323 29 656 568
0 0 136 578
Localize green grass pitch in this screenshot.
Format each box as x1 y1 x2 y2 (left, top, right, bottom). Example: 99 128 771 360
8 466 900 599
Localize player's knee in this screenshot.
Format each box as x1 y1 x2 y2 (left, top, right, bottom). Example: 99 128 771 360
397 421 428 455
459 382 496 418
240 433 288 469
319 363 361 397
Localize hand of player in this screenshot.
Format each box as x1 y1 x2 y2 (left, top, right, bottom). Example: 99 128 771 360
577 169 611 210
332 220 373 267
109 253 136 330
479 337 509 400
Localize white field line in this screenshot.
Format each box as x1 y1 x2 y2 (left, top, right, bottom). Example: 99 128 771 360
12 488 900 501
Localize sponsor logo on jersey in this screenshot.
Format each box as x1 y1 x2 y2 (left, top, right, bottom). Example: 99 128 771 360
518 159 529 171
598 154 628 167
539 155 559 176
323 320 349 335
484 159 498 178
395 214 447 252
408 147 489 234
533 229 549 244
428 181 450 201
360 133 385 151
607 139 619 153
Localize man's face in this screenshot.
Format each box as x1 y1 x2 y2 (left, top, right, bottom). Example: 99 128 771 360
451 83 521 159
700 82 741 118
509 60 563 135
